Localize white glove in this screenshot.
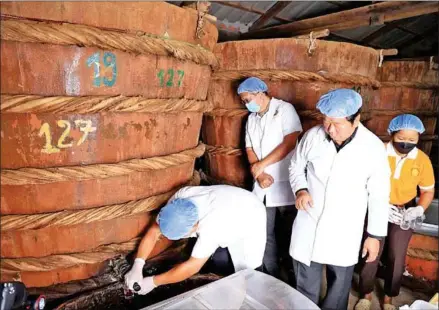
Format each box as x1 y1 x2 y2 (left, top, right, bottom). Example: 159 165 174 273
388 204 403 224
124 258 145 291
138 276 157 295
405 206 424 221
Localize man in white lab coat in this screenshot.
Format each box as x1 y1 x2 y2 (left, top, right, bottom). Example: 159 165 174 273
289 89 390 310
238 77 302 278
124 185 266 295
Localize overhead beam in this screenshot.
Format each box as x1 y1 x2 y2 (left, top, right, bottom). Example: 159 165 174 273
249 2 291 31
242 1 439 39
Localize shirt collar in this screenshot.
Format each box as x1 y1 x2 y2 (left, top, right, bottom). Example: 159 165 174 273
326 126 359 152
256 98 273 119
386 142 418 159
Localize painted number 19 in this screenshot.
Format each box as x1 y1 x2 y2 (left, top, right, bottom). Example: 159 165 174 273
87 52 117 87
157 69 185 87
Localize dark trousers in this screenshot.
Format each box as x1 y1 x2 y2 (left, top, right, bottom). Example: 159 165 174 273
293 259 355 310
358 222 413 297
263 205 296 278
201 247 235 276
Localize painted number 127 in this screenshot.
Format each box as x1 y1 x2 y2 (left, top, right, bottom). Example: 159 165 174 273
38 120 97 154
157 69 185 87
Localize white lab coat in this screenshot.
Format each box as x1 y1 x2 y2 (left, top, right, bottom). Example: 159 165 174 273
289 124 390 267
245 98 302 207
169 185 266 271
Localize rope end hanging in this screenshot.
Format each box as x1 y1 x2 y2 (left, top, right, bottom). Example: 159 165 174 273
308 31 317 56
430 56 438 70
378 49 384 68
196 1 211 39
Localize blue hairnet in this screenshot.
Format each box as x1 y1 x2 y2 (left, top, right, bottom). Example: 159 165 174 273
237 77 268 94
387 114 425 134
157 198 198 240
316 88 362 118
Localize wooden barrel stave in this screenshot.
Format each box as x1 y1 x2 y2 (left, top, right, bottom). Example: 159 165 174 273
1 42 211 99
1 112 202 169
0 2 218 51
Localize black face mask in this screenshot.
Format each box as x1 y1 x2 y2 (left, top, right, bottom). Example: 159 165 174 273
393 141 417 154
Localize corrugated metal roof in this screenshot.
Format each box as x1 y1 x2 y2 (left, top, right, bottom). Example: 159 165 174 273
276 1 336 21
333 25 385 41
170 1 438 58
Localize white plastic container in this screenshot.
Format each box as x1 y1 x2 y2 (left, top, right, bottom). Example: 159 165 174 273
143 269 320 310
399 300 438 310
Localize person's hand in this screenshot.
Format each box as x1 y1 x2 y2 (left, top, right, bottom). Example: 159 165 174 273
251 161 266 179
257 173 274 189
388 204 403 224
138 276 157 295
362 237 380 263
124 258 145 291
295 190 313 210
405 206 424 221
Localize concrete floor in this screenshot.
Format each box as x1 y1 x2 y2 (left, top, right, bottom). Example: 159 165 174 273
280 262 433 309
346 273 431 310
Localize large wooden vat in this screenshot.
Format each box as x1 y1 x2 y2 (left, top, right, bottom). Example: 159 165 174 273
202 38 381 186
367 60 438 155
0 2 217 288
405 233 438 284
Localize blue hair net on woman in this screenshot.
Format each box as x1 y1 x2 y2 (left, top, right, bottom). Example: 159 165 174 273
157 198 198 240
387 114 425 134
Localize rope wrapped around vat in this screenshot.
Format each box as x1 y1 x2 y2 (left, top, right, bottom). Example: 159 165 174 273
1 19 218 68
2 144 205 186
1 172 200 231
1 95 214 114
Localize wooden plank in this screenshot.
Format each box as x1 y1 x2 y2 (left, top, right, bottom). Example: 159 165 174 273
242 1 439 39
381 49 398 56
295 29 330 39
249 1 291 31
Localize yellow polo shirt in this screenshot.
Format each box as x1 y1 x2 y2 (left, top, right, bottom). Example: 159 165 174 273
386 143 435 205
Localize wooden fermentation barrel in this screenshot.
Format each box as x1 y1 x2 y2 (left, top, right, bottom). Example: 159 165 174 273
367 60 438 155
405 233 438 284
202 38 381 187
0 2 217 288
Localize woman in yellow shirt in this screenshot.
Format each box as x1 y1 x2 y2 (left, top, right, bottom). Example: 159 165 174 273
355 114 435 310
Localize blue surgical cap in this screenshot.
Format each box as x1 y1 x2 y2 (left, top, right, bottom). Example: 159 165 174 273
157 198 198 240
316 89 362 118
387 114 425 134
237 77 268 94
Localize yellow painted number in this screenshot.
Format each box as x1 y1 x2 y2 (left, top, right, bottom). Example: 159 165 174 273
39 119 96 154
57 120 73 148
75 120 97 146
39 123 60 154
